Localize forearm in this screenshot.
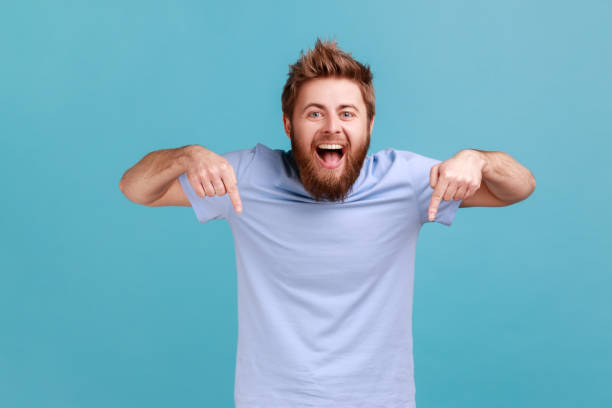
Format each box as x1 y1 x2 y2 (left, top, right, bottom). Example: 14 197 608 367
471 149 536 203
119 145 193 205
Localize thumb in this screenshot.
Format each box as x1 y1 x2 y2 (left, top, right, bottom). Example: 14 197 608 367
430 163 440 189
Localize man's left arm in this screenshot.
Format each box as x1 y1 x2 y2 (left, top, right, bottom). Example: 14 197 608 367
428 149 536 221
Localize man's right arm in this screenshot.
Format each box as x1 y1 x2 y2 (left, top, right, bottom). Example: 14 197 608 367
118 145 243 213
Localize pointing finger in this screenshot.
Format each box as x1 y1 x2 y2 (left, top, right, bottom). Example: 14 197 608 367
428 176 449 222
226 183 242 214
221 164 242 214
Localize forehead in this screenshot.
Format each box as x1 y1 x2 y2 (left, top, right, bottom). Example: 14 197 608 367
296 77 365 108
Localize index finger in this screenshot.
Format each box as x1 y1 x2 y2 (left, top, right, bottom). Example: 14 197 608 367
226 183 242 214
221 169 242 214
428 177 449 222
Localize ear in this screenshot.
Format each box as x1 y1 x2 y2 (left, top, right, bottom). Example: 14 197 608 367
369 114 375 134
282 113 291 140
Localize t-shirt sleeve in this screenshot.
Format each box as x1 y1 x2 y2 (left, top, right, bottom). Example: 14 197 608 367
409 152 463 227
178 146 257 224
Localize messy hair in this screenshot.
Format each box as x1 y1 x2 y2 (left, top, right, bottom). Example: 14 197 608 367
281 37 375 126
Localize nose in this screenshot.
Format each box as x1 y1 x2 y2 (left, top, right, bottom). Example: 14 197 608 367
322 112 342 134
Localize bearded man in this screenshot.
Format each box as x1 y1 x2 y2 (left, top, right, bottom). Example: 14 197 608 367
120 38 536 408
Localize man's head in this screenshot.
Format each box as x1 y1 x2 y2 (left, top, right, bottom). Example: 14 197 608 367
281 38 376 202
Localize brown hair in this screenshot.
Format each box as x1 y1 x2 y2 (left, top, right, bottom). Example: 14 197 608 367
281 37 375 126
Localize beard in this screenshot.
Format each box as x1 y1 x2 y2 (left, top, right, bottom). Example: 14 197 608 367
290 127 370 203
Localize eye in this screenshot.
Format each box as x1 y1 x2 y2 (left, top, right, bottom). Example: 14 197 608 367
342 111 355 118
309 111 322 118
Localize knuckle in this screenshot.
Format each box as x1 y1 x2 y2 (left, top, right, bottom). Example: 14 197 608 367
199 168 210 179
446 170 459 178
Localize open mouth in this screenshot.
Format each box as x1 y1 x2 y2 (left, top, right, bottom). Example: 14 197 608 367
315 145 345 169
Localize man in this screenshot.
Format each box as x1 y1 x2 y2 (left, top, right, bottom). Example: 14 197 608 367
119 38 535 408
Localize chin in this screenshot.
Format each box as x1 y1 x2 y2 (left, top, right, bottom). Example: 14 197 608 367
290 129 371 202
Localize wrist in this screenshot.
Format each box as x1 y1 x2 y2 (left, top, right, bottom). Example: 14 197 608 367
463 148 489 176
176 144 200 170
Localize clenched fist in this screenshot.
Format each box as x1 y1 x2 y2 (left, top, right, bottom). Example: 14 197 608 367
183 145 243 214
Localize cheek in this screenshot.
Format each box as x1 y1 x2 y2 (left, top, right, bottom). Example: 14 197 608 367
345 121 366 136
295 137 315 155
297 137 316 151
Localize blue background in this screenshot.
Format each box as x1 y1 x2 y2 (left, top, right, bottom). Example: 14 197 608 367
2 1 610 407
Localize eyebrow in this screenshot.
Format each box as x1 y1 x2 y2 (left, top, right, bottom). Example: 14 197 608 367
302 103 360 113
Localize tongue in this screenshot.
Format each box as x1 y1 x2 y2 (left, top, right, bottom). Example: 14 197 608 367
320 150 342 165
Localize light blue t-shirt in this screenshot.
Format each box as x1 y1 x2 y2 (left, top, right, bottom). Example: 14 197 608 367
179 143 462 408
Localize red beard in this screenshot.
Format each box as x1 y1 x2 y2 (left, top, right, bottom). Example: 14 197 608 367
290 128 370 202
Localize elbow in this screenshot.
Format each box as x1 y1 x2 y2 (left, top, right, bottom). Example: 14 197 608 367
119 173 129 197
521 173 536 202
119 176 155 206
512 173 536 204
118 174 139 204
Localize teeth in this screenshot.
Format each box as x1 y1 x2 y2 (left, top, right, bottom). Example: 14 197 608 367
318 144 343 150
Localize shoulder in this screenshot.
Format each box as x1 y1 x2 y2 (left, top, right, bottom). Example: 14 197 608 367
366 148 444 193
369 148 440 174
250 142 287 172
384 149 441 167
252 142 284 161
221 143 280 178
224 143 288 187
385 149 445 182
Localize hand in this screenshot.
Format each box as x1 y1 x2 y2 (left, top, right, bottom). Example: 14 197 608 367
427 149 486 221
183 145 243 214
